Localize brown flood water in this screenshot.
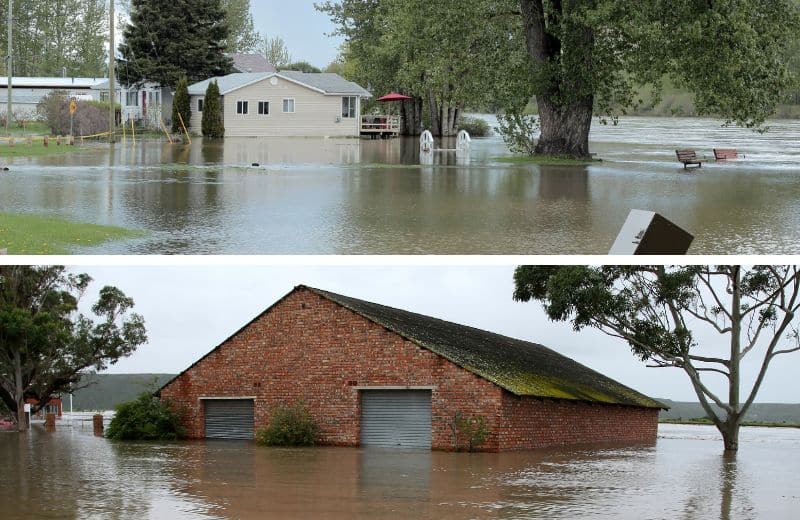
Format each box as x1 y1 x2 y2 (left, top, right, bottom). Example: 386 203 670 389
1 116 799 254
1 423 798 519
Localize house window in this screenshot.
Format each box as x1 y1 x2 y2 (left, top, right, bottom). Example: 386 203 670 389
342 96 357 118
258 101 270 115
126 91 138 106
282 98 295 113
237 100 249 114
197 98 204 112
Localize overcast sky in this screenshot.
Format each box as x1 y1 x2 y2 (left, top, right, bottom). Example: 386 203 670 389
251 0 342 68
68 264 800 404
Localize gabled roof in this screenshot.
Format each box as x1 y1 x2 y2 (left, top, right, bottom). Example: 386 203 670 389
187 72 371 97
304 287 664 409
228 53 277 74
161 286 664 410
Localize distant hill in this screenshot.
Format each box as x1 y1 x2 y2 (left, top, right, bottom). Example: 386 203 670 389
63 374 176 411
659 399 800 425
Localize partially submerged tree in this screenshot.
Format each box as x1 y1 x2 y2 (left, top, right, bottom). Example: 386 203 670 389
0 266 147 432
201 81 225 138
513 266 800 452
515 0 800 158
118 0 232 86
317 0 528 136
171 76 191 133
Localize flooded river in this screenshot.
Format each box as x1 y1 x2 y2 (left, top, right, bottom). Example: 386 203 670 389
1 116 799 254
1 423 798 519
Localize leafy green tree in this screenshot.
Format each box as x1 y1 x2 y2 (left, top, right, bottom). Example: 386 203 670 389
317 0 527 136
201 81 225 138
513 266 800 452
515 0 800 158
282 61 322 73
171 77 191 133
0 0 108 77
118 0 232 87
0 266 147 432
106 393 185 441
222 0 261 52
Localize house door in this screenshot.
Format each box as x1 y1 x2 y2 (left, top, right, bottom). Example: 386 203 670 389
360 390 432 449
203 399 254 440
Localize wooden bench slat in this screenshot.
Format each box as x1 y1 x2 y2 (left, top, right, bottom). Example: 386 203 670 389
675 149 705 169
714 148 739 160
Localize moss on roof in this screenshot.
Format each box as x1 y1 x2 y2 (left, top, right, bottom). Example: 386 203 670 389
305 286 665 409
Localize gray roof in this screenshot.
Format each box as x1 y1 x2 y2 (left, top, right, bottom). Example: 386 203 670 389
188 72 371 97
228 53 276 74
279 71 371 97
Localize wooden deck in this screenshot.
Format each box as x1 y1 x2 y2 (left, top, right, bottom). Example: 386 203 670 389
361 115 400 138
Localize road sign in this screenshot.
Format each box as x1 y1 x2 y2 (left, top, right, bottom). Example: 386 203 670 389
70 99 77 115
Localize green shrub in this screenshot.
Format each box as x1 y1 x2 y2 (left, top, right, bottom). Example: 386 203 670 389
458 116 491 137
452 412 489 452
201 80 224 138
106 393 185 441
496 112 539 156
172 76 190 133
256 403 319 447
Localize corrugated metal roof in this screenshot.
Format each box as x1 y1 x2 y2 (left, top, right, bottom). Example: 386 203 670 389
0 77 107 89
187 72 371 97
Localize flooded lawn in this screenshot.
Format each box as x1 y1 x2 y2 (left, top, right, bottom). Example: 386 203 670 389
1 116 799 254
1 423 798 519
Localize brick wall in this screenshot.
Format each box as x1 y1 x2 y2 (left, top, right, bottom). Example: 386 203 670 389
161 287 660 452
499 393 659 450
160 288 504 450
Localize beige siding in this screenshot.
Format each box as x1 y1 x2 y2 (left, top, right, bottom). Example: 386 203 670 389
189 76 362 137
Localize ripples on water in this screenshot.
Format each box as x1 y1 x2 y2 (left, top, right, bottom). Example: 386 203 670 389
1 116 799 254
1 423 798 519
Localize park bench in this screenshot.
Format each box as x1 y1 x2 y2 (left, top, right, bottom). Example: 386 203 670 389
714 148 739 161
675 150 705 169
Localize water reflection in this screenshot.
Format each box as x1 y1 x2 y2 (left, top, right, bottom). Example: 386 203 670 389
0 424 798 519
2 117 800 254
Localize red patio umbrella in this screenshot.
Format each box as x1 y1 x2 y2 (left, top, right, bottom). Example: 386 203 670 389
377 92 412 102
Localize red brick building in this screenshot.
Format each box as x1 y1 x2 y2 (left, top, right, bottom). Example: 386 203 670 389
159 286 664 451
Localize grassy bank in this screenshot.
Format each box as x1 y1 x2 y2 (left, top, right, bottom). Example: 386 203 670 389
0 141 84 158
660 418 800 428
493 155 601 166
0 213 142 254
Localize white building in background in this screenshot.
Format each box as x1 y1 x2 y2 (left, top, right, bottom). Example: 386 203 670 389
0 77 118 120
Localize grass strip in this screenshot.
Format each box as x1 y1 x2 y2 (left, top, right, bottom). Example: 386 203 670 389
0 213 142 254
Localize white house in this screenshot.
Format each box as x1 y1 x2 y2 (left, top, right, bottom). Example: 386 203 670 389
187 71 372 137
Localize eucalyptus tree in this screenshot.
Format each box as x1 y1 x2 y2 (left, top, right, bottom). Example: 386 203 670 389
0 266 147 432
514 266 800 452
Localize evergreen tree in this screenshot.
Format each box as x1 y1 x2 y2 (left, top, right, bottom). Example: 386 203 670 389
171 77 191 133
118 0 232 87
201 81 224 138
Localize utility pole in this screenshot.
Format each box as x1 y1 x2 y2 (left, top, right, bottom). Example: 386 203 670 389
108 0 116 143
6 0 12 136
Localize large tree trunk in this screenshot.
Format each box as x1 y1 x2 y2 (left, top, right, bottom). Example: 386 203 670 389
520 0 595 159
721 421 740 452
14 350 27 432
400 97 422 136
427 89 441 136
535 95 593 157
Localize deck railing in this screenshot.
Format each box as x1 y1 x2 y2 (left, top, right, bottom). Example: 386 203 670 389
361 115 401 133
